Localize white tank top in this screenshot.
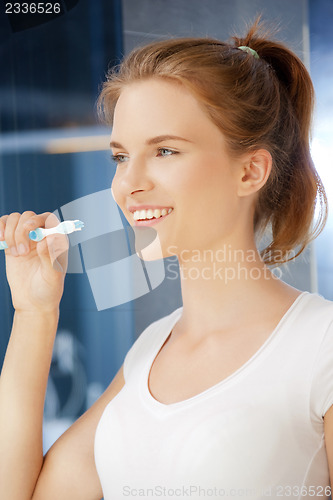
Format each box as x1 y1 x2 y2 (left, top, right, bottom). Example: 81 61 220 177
94 291 333 499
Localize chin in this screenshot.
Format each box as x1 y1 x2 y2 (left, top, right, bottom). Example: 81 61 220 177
133 226 165 261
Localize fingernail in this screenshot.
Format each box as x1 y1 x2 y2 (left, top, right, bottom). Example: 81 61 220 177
18 244 27 255
10 246 18 256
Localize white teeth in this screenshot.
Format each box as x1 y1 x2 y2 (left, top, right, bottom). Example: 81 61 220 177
133 207 173 221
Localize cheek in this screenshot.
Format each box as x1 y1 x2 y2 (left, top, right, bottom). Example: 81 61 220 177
171 161 205 194
177 158 233 203
110 174 134 225
178 166 238 234
110 173 122 205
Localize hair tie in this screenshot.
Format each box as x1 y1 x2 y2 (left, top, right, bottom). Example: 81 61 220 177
238 46 260 59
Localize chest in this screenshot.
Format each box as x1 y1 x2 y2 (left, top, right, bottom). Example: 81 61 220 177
148 326 274 405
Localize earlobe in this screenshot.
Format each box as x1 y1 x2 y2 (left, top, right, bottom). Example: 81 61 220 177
238 149 272 197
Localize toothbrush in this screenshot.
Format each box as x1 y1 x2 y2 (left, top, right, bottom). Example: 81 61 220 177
0 220 84 250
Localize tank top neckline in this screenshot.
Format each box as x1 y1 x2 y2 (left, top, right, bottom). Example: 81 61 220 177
142 291 310 411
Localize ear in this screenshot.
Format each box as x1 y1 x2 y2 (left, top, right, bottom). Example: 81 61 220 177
237 149 272 197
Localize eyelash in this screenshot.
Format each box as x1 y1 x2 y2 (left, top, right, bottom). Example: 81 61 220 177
110 148 178 164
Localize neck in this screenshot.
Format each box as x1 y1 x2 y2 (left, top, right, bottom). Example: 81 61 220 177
173 238 296 340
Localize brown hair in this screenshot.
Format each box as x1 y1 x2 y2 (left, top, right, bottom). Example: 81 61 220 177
97 16 327 265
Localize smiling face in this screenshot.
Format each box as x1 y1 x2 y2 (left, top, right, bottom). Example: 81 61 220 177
110 78 256 261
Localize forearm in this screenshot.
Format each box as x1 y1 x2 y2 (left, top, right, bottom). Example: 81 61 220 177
0 310 59 499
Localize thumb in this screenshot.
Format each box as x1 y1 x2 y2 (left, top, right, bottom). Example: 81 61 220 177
36 235 68 273
36 237 51 266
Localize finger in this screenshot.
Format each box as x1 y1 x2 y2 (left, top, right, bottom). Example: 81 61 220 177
37 234 69 274
0 215 9 241
28 213 69 269
19 212 60 256
47 233 69 273
36 238 54 271
14 211 39 256
3 213 21 256
44 212 62 230
22 212 58 231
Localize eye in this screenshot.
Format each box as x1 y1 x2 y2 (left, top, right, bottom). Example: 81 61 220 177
110 154 128 164
157 148 178 157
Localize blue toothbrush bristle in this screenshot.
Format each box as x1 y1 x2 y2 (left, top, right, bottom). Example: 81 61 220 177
74 220 84 230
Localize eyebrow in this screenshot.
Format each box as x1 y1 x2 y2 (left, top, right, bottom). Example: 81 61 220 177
109 134 193 149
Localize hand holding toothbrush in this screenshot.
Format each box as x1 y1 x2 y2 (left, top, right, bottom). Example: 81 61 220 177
0 219 84 249
0 211 83 313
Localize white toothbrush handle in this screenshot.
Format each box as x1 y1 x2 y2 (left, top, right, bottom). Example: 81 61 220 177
42 221 76 237
38 227 57 237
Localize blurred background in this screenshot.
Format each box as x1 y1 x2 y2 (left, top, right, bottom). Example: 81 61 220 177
0 0 332 452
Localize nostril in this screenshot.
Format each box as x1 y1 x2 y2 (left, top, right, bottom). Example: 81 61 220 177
131 190 145 195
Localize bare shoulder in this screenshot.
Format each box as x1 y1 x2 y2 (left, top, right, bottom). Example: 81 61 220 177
32 365 125 500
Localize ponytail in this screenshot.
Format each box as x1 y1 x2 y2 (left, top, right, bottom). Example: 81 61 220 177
231 16 327 263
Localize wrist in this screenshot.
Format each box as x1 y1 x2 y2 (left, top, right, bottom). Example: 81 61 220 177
10 310 60 346
14 308 60 320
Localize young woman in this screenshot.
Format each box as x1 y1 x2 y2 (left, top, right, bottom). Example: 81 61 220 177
0 18 332 500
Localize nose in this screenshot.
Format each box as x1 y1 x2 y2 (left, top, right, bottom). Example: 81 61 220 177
117 157 154 195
